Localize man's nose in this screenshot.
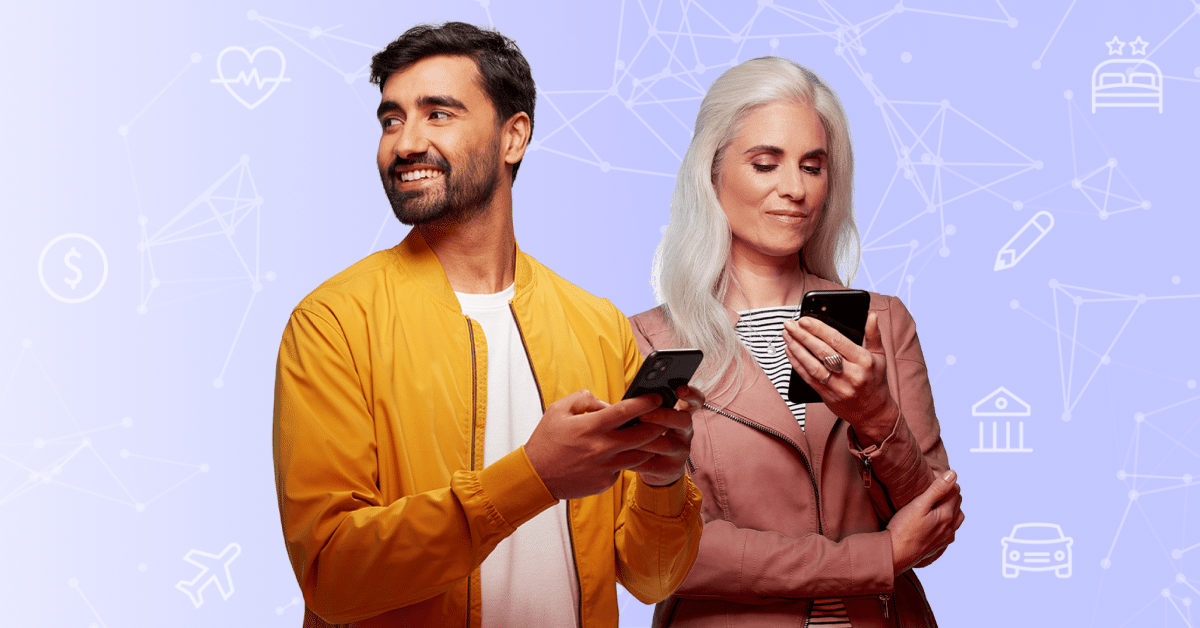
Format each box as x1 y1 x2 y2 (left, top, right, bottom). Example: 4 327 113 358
394 121 430 159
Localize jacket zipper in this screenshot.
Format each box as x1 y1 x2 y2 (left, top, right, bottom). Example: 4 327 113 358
467 316 480 472
465 316 478 628
703 403 822 535
509 305 582 628
862 456 872 488
879 593 890 619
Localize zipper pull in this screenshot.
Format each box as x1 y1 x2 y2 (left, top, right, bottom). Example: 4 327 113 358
862 457 872 489
879 593 889 618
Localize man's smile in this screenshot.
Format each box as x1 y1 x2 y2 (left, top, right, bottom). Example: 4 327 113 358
399 168 444 183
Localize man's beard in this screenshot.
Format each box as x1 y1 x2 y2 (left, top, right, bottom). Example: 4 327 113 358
380 136 502 227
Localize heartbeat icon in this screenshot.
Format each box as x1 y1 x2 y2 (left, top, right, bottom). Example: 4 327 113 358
175 542 242 608
216 68 286 90
211 46 291 110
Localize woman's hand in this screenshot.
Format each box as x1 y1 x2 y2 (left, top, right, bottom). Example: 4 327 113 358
782 312 897 444
887 470 965 574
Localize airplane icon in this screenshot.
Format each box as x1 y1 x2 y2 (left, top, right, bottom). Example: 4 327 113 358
175 542 242 608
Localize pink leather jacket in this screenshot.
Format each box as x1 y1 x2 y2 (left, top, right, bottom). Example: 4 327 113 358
629 274 950 627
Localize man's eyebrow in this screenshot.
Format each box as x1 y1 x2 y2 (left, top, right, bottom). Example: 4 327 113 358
418 95 467 110
375 95 468 120
376 100 400 120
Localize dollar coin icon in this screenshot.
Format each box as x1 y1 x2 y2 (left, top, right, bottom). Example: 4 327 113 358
38 233 108 304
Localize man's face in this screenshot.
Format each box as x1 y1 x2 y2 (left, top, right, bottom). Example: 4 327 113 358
376 55 503 226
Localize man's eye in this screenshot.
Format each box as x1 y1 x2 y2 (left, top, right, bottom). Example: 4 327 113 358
383 118 402 128
752 163 777 172
431 111 451 120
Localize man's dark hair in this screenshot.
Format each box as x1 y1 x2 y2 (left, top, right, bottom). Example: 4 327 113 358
370 22 536 182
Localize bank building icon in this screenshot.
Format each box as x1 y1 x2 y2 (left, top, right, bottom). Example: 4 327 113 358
970 387 1032 453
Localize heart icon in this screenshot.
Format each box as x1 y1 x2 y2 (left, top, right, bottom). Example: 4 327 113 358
212 46 292 110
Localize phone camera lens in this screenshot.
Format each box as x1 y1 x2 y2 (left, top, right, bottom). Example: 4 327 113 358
646 369 661 380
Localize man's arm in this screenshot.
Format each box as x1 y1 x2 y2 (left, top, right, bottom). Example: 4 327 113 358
273 308 556 623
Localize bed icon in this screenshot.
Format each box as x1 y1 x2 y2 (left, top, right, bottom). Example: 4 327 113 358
1092 58 1163 113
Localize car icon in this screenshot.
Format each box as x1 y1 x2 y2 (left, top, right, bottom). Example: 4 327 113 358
1001 522 1073 578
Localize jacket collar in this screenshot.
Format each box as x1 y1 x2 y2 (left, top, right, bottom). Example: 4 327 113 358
392 227 536 312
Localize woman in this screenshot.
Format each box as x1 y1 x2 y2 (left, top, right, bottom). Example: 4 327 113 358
630 57 963 627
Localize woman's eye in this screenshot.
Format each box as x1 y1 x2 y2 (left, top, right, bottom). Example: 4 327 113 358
752 163 777 172
802 165 823 175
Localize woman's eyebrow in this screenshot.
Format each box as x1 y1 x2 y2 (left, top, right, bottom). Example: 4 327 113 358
743 144 784 155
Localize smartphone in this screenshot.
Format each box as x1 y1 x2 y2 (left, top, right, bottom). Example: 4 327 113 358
618 348 704 429
787 289 871 404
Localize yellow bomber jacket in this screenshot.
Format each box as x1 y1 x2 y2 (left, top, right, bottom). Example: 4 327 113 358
273 229 703 627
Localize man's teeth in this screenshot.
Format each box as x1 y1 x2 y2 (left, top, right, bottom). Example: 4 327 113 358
400 169 442 182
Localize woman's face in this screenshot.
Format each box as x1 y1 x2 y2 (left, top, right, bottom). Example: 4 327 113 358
715 100 829 266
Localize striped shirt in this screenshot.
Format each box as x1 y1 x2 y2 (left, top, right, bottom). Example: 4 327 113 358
736 306 853 628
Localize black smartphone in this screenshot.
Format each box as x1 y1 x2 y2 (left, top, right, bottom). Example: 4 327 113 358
618 348 704 429
787 289 871 404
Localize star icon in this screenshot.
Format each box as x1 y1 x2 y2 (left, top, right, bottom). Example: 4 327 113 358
1105 36 1126 55
1129 36 1149 55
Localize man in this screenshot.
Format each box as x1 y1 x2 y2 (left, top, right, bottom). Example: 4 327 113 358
272 22 703 627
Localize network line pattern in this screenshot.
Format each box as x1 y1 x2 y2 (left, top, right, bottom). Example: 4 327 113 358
1011 281 1200 423
528 1 1029 303
1099 389 1200 625
1014 89 1151 220
249 2 1028 283
0 340 208 512
119 53 276 388
245 8 493 255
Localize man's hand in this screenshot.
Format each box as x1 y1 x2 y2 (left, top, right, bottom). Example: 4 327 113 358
524 389 689 500
886 470 965 574
628 385 702 487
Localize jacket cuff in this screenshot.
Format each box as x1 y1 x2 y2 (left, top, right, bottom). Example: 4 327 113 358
847 530 896 594
478 447 558 530
848 408 931 506
632 474 693 518
847 402 902 457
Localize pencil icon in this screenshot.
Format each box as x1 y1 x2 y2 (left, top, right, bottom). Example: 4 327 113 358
994 211 1055 271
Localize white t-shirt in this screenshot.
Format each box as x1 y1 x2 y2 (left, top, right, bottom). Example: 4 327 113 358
457 285 580 628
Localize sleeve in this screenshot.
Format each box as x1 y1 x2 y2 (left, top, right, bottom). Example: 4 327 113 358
612 309 704 604
272 308 557 623
674 518 895 603
846 295 949 517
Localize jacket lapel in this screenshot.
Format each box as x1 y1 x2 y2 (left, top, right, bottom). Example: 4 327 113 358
709 308 813 461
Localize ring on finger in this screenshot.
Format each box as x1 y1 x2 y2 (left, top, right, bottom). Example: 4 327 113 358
821 354 844 373
819 372 833 385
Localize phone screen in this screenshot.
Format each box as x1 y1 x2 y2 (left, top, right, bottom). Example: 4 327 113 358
787 289 870 405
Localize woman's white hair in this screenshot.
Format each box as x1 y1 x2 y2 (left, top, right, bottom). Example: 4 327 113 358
652 56 861 397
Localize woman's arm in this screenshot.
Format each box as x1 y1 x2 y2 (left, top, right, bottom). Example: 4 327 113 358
784 295 948 513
